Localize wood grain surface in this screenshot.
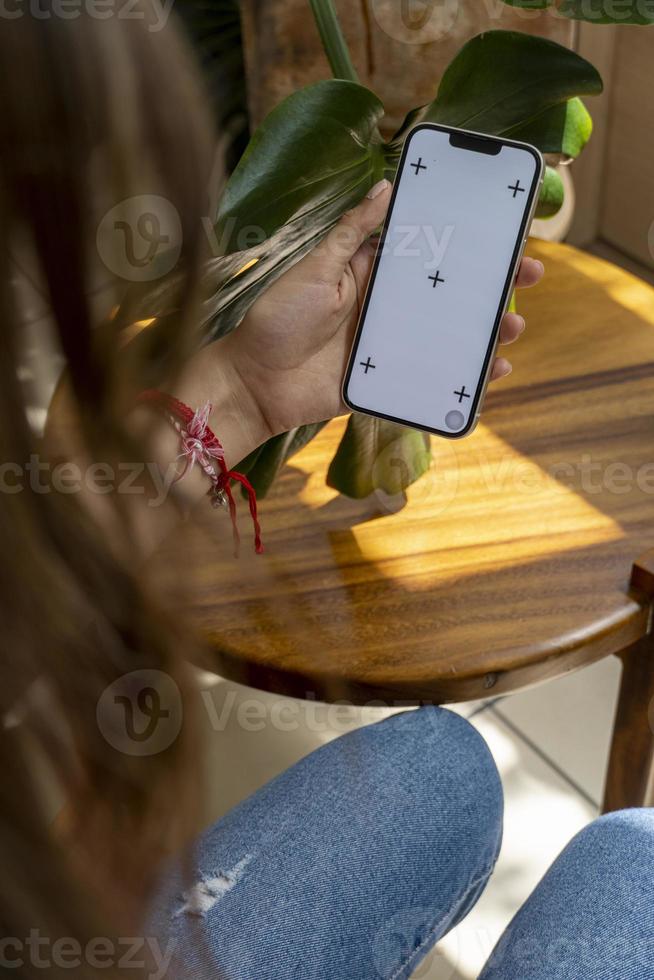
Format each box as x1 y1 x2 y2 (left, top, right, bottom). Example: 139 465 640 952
180 239 654 707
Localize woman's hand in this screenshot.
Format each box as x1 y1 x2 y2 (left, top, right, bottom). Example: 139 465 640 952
221 178 544 440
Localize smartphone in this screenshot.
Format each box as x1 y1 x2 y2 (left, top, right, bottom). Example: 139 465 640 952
343 123 544 438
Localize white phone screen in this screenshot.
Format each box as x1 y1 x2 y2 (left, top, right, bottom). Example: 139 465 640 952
344 125 542 437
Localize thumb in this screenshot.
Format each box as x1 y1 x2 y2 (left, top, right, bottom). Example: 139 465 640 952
304 178 392 285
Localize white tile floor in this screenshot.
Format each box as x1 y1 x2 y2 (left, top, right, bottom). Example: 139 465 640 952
197 657 621 979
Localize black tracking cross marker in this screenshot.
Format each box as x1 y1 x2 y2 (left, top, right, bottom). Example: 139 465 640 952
360 356 376 374
453 385 471 403
428 271 445 288
508 179 525 198
410 157 427 175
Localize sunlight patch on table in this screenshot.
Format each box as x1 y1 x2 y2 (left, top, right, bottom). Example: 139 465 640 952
292 423 623 585
562 249 654 328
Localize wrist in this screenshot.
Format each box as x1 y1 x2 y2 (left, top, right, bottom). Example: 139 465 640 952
173 335 272 466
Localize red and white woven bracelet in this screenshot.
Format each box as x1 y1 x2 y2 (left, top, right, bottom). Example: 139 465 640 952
138 389 263 555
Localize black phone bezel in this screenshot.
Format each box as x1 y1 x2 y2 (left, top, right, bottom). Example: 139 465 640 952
342 122 543 439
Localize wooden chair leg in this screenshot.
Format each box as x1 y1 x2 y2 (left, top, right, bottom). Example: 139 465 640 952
603 636 654 813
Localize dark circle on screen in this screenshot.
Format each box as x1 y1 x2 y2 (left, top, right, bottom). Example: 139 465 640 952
445 410 465 431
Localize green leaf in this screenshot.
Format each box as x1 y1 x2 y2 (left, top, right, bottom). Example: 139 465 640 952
156 80 385 353
193 80 385 341
327 415 431 499
238 423 327 497
309 0 359 82
506 97 593 157
388 105 429 149
500 0 654 22
422 30 602 135
125 80 387 343
216 80 385 253
536 166 565 218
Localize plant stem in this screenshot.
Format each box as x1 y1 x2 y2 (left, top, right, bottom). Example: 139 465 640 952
309 0 359 83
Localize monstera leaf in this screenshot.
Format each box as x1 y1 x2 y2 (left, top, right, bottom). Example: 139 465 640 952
502 0 654 23
420 31 602 135
216 80 386 252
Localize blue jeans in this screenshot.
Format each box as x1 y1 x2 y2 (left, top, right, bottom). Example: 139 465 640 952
151 707 654 979
479 807 654 979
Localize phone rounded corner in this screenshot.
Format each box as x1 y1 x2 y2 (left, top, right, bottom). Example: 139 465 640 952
440 415 479 440
533 146 545 180
522 142 545 182
502 134 544 181
461 414 481 438
403 123 424 147
405 120 444 145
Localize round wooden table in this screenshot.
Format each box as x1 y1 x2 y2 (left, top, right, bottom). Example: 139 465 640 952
184 240 654 812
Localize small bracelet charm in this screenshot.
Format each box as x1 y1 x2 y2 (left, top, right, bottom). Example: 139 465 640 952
138 389 263 555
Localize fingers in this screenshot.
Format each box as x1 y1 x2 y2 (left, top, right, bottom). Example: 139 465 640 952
349 240 376 300
490 356 512 381
493 288 535 379
499 311 525 346
493 308 528 381
352 249 529 389
515 256 544 288
303 179 392 286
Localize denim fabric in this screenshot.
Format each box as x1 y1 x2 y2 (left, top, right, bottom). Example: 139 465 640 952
479 808 654 979
151 707 503 979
